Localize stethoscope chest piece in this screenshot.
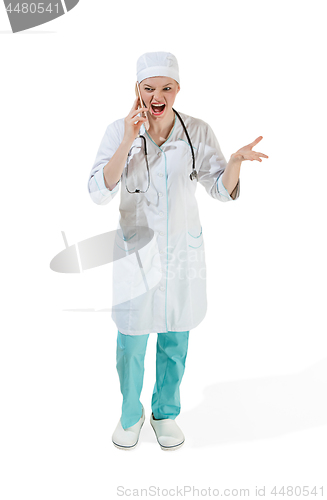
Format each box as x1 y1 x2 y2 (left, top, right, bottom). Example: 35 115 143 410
189 170 198 181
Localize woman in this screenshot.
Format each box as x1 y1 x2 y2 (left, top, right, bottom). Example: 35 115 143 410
87 52 268 451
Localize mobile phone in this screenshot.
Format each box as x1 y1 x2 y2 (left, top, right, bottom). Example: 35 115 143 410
135 81 149 131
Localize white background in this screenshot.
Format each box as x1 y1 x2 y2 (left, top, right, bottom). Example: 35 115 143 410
1 0 326 498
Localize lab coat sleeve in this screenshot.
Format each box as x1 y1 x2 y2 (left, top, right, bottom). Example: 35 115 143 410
87 121 122 205
197 123 240 202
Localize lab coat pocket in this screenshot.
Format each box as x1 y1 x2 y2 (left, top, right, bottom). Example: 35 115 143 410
115 230 136 253
186 226 206 283
187 226 203 250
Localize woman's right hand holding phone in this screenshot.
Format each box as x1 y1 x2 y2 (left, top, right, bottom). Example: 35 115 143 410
124 98 148 144
103 97 148 190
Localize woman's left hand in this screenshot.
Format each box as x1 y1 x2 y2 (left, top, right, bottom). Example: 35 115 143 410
231 136 268 163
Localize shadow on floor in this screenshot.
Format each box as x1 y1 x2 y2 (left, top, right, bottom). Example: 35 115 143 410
140 357 327 448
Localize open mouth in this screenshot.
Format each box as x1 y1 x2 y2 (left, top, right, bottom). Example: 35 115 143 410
151 103 166 116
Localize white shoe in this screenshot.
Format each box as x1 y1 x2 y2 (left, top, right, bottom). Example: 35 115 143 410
112 406 145 450
150 413 185 450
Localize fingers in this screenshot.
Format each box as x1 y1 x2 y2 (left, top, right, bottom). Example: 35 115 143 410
126 109 148 125
129 98 139 113
252 151 269 157
130 116 148 128
126 99 148 124
123 98 149 142
133 116 148 125
247 136 263 149
129 97 144 113
254 152 269 160
242 152 268 162
131 107 148 118
128 98 148 117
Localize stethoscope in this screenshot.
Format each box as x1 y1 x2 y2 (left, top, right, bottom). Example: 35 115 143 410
124 108 197 194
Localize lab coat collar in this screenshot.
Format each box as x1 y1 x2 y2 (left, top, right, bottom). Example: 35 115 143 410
140 113 177 148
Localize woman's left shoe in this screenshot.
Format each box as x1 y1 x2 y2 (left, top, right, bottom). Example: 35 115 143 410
150 413 185 451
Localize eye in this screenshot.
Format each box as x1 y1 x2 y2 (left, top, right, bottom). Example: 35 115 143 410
144 87 153 91
164 87 171 91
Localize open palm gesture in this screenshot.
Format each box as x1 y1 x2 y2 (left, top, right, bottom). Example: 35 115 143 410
232 136 268 162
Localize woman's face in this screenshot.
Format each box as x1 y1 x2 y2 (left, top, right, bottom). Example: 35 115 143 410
140 76 180 121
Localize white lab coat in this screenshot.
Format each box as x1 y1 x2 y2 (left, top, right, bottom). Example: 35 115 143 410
88 112 240 335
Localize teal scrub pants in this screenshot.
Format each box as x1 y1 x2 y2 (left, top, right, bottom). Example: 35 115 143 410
116 330 189 429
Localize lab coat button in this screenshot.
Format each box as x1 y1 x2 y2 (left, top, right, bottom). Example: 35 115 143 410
159 231 164 236
157 152 162 157
158 192 163 197
158 173 164 177
159 286 165 292
160 250 165 254
159 211 164 216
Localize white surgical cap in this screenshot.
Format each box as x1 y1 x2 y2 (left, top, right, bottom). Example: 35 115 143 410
137 52 180 84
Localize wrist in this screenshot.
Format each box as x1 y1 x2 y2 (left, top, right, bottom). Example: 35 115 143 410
122 133 136 148
229 154 243 168
230 152 242 161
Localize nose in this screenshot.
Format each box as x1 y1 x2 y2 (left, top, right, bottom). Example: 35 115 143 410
152 90 163 102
